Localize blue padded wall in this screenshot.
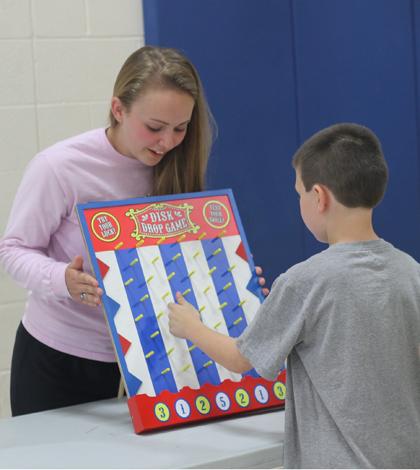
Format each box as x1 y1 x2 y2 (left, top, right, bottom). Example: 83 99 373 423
292 0 420 258
143 0 420 285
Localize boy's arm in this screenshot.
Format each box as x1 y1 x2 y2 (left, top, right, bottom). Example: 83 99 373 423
168 292 253 374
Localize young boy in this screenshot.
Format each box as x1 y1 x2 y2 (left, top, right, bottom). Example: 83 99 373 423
168 123 420 468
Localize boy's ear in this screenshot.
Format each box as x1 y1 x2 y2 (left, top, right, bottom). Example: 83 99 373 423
313 184 330 213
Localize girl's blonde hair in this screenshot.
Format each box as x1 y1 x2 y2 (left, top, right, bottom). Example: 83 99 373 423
109 46 215 196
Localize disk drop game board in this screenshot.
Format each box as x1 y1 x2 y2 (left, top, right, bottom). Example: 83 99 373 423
77 189 286 433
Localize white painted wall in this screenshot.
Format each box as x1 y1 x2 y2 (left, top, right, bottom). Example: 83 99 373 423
0 0 144 418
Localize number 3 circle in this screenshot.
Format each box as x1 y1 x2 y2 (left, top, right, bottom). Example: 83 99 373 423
154 402 170 422
273 381 286 400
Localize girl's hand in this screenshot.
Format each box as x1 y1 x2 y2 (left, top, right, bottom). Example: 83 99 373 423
255 265 270 296
65 255 103 307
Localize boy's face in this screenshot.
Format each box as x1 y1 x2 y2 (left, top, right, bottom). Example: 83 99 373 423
295 170 327 242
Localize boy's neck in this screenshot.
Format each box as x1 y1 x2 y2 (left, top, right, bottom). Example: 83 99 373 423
326 207 379 245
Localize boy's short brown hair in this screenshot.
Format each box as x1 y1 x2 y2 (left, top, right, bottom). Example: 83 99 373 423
292 123 388 208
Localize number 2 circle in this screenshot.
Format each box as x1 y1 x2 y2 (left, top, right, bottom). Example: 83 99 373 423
195 395 211 415
235 388 250 408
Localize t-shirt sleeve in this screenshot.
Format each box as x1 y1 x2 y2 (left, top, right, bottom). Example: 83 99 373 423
237 274 306 380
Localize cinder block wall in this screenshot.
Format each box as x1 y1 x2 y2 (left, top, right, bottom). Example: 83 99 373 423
0 0 144 418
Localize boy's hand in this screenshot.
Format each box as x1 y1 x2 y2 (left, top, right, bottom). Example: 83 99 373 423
169 292 253 374
168 292 202 339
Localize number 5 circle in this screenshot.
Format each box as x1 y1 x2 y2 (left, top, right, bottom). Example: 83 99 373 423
215 392 231 411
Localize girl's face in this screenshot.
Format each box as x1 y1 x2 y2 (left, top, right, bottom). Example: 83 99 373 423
108 87 195 166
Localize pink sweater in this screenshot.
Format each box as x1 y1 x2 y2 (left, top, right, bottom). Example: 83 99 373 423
0 128 153 361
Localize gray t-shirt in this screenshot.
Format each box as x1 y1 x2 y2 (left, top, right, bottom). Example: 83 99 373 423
237 239 420 468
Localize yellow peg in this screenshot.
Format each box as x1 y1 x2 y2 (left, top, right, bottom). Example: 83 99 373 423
150 330 160 339
182 288 191 296
134 313 144 322
136 239 145 247
161 368 171 375
219 301 228 310
172 253 181 261
177 234 186 242
145 350 155 359
167 271 176 281
114 241 124 250
181 364 191 372
212 248 222 256
233 316 243 326
223 282 232 291
140 293 149 302
157 236 166 245
198 232 207 240
124 278 134 286
129 258 139 266
208 266 217 275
